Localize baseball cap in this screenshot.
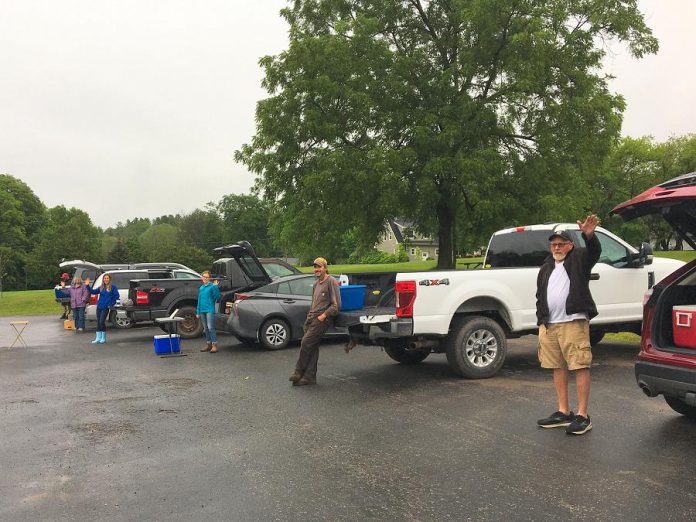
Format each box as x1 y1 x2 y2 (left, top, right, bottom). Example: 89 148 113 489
313 257 328 268
548 230 573 242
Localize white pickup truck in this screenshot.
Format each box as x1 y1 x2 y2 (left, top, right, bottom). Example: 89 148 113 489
342 223 685 379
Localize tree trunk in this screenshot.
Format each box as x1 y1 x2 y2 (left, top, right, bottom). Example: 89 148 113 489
436 202 455 270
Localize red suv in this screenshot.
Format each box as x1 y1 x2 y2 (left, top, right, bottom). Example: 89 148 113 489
612 172 696 418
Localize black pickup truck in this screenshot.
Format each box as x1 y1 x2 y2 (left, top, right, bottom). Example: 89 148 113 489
123 242 300 338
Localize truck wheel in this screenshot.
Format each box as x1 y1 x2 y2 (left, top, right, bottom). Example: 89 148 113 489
589 328 605 346
112 315 134 329
384 340 430 364
259 318 290 350
445 316 507 379
175 306 204 339
664 396 696 418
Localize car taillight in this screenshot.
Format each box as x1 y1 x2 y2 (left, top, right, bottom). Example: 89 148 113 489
235 293 251 302
90 294 98 306
395 280 416 317
136 291 149 305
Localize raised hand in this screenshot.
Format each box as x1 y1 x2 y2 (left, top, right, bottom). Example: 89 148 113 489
577 214 599 238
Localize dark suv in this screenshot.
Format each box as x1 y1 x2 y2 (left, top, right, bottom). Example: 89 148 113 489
612 172 696 418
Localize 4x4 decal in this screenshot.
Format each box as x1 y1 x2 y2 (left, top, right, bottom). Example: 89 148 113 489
419 278 449 286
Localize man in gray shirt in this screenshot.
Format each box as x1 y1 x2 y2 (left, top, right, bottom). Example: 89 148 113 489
290 257 342 386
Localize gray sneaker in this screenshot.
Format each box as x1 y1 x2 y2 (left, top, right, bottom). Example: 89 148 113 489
566 414 592 435
537 410 574 428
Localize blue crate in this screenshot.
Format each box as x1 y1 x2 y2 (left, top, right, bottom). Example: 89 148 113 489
340 284 366 311
154 334 181 355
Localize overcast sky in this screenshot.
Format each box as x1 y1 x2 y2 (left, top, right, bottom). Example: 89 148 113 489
1 1 694 229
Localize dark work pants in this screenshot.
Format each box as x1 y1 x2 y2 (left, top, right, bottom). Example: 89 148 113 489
295 317 330 379
97 308 109 331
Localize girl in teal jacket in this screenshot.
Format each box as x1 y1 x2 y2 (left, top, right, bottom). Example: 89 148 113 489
197 271 221 353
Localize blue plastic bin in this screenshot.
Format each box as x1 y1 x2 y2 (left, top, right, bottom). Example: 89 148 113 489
340 284 366 311
54 288 70 299
154 334 181 355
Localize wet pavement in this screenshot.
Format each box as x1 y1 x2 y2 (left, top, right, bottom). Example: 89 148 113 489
2 316 696 521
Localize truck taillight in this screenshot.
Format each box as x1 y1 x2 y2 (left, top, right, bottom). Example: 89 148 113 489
395 280 416 317
90 294 98 306
642 287 654 307
136 291 149 305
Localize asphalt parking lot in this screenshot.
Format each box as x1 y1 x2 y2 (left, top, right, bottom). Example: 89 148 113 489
2 316 696 521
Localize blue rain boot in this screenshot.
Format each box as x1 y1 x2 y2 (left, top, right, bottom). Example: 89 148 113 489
91 331 101 344
98 331 106 344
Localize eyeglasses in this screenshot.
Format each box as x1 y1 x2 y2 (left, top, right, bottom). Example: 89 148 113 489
550 242 571 249
202 275 210 279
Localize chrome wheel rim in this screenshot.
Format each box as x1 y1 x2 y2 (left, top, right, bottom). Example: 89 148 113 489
464 328 498 367
115 317 132 328
265 323 287 347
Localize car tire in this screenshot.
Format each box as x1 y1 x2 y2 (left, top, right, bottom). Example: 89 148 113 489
259 318 291 350
384 340 430 364
445 316 507 379
664 395 696 418
112 314 134 329
589 327 605 346
175 306 204 339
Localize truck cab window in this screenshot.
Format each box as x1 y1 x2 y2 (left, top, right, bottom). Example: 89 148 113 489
485 230 550 268
594 232 630 268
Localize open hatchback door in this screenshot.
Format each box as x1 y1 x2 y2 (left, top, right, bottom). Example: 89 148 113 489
611 172 696 249
611 172 696 419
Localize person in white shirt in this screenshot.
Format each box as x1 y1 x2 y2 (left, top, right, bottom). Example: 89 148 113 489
535 215 601 435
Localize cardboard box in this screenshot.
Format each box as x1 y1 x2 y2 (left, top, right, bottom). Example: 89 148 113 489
340 284 366 311
154 334 181 355
673 305 696 349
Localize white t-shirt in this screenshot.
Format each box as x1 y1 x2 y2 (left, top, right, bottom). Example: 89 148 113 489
547 261 588 324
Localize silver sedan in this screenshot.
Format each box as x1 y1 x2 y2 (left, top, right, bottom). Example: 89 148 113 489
226 274 344 350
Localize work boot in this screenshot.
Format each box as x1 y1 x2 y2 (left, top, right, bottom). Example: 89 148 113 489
289 370 303 383
293 376 317 386
201 342 212 352
210 342 218 353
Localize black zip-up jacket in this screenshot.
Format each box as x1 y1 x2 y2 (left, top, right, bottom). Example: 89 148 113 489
536 233 601 327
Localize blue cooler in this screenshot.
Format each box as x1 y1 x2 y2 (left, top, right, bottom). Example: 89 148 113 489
340 284 366 311
154 334 181 355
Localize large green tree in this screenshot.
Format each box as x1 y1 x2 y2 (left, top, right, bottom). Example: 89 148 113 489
214 194 275 256
178 209 225 255
0 175 47 290
238 0 657 267
589 134 696 250
27 206 103 289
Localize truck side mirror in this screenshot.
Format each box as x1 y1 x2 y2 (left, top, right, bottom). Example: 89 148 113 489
639 241 653 266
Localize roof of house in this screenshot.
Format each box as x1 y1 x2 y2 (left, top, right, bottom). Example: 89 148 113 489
387 218 437 245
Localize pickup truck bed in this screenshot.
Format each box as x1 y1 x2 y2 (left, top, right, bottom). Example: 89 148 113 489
335 306 395 328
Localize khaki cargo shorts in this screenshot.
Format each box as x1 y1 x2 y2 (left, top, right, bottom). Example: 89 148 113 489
538 320 592 370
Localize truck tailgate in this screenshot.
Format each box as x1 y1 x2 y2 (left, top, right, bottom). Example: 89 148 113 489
336 306 396 327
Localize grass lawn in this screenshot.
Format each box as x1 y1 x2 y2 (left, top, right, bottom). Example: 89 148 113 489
654 251 696 262
604 332 641 345
297 257 485 274
0 289 58 317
